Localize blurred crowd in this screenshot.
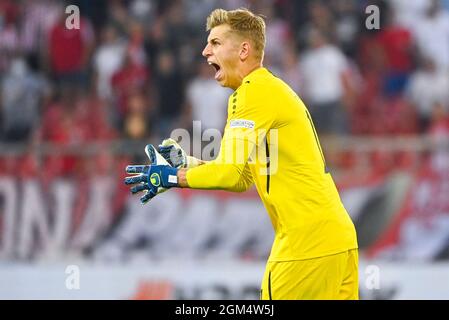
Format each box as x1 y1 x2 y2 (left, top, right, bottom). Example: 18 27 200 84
0 0 449 176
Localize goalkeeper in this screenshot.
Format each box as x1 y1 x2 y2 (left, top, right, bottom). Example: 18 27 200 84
125 8 358 300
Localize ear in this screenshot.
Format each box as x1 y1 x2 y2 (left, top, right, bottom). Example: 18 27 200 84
239 41 251 61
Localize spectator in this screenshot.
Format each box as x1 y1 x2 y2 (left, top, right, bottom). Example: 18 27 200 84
278 45 302 95
20 0 61 55
153 50 184 138
296 1 335 50
123 91 152 140
163 2 195 74
406 57 449 132
259 3 292 70
1 56 50 142
107 0 130 38
93 24 126 100
184 62 231 134
412 0 449 71
127 20 147 67
332 0 359 58
111 51 149 128
374 4 414 96
299 28 351 135
76 89 118 142
38 87 83 177
46 10 95 87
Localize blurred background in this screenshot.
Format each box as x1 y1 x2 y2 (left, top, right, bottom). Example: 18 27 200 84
1 0 449 299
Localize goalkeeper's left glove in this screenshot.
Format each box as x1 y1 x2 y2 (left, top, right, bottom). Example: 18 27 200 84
124 144 179 204
158 138 203 169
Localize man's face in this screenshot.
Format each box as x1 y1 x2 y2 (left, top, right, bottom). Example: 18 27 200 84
202 24 241 89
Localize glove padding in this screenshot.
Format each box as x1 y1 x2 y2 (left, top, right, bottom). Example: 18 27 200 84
158 138 202 169
124 144 178 204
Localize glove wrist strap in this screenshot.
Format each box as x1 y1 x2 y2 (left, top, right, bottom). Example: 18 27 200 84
162 166 179 188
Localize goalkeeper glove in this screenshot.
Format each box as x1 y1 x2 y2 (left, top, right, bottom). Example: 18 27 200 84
124 144 179 204
158 138 202 169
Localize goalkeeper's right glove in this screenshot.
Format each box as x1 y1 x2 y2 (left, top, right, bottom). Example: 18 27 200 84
124 144 179 204
157 138 202 169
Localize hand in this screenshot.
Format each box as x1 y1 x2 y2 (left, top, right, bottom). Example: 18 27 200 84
158 138 203 169
124 144 179 204
157 138 188 168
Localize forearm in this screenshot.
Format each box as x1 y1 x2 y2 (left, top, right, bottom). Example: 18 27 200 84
177 159 208 187
177 168 189 187
178 162 251 192
185 156 207 168
176 131 256 192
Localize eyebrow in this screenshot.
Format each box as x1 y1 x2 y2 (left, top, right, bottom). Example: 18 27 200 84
207 37 220 44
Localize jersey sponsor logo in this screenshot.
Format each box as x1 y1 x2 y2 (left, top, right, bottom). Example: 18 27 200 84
229 119 255 129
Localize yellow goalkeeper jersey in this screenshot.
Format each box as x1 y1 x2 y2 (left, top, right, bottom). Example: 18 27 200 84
186 67 358 261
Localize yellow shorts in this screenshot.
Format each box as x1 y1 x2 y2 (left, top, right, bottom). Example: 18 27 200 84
260 249 359 300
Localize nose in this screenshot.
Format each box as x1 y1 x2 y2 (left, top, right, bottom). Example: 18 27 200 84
202 43 211 58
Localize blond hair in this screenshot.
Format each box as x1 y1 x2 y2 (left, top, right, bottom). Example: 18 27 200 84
206 8 266 61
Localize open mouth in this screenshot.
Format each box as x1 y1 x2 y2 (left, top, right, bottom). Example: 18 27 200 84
208 61 222 80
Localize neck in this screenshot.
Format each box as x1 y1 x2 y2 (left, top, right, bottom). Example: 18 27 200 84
232 61 263 90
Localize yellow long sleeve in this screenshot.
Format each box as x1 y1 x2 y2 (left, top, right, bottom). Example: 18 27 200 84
186 161 253 192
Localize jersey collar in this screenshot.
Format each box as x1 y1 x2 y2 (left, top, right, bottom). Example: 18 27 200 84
241 67 270 84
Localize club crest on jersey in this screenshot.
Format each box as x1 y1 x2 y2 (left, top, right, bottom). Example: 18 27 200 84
230 119 255 129
150 173 161 187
